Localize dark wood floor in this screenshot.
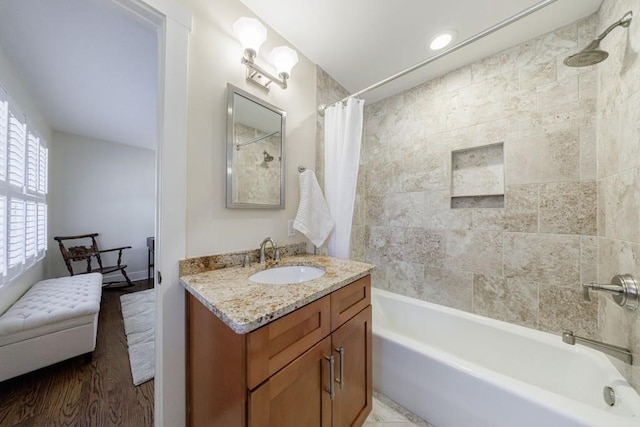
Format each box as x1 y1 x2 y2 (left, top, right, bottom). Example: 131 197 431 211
0 279 155 426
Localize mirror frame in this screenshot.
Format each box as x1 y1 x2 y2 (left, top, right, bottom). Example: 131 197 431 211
226 83 286 209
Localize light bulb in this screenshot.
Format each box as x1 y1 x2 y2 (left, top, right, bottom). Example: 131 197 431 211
233 17 267 57
268 46 299 78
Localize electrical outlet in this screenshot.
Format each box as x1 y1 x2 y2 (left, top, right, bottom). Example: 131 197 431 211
287 220 296 237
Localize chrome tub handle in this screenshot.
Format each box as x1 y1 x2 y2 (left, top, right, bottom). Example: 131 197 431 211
582 274 639 310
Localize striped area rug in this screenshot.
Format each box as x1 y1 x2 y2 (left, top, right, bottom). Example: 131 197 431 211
120 289 155 386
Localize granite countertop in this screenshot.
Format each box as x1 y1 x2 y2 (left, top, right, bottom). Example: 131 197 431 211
180 254 375 334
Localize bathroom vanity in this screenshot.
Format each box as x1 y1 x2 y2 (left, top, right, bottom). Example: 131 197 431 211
180 255 374 426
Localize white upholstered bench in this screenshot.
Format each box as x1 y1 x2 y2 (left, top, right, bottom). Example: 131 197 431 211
0 273 103 382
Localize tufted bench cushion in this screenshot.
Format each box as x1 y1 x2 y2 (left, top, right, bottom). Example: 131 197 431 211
0 273 102 347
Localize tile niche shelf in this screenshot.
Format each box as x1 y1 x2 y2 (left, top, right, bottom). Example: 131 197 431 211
450 142 504 208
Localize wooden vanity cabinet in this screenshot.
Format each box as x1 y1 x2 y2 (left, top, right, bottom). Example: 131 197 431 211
186 275 372 427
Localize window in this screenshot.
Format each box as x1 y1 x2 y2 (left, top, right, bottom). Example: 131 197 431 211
0 85 48 284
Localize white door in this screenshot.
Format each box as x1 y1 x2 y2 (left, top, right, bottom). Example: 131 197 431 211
115 0 191 425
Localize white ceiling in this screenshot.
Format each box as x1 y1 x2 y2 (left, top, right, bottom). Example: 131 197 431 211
0 0 603 148
239 0 603 103
0 0 157 150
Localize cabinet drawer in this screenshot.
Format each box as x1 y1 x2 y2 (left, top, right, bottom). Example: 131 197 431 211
247 295 331 390
331 275 370 331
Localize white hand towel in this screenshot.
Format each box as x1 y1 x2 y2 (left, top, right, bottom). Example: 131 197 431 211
293 170 335 247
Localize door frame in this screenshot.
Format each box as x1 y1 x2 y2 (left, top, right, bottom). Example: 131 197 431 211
113 0 191 425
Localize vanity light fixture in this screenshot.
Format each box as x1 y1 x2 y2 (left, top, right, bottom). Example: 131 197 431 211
429 30 457 51
233 17 299 92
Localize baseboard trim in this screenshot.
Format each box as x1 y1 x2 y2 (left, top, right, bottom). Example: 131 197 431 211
102 269 150 283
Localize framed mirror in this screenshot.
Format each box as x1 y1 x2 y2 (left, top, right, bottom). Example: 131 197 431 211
226 84 286 209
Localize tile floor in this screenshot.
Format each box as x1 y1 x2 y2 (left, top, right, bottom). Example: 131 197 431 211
364 392 434 427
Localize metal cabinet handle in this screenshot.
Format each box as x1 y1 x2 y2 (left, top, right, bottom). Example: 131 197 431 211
335 347 344 389
324 355 335 400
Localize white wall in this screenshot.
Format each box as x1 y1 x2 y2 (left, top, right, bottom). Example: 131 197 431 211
178 0 317 258
48 131 155 281
0 44 52 313
0 47 51 139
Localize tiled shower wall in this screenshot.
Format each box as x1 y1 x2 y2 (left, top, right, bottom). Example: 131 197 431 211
352 14 602 339
596 0 640 390
232 123 281 204
315 1 640 393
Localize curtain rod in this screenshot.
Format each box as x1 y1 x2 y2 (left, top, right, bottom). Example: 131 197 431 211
235 130 280 150
318 0 557 115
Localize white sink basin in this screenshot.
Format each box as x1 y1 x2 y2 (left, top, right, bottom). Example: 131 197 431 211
249 265 325 285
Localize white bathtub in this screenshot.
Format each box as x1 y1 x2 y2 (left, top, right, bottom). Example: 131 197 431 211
372 288 640 427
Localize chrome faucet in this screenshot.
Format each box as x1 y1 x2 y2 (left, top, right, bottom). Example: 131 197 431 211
259 237 280 265
562 331 633 364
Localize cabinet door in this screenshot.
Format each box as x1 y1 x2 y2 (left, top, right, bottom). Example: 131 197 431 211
249 336 333 427
331 306 372 427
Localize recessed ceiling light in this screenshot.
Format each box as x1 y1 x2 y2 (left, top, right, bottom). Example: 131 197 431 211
429 30 456 51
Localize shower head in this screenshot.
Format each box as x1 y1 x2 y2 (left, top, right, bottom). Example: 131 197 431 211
261 150 275 168
564 50 609 67
563 11 633 68
564 40 609 67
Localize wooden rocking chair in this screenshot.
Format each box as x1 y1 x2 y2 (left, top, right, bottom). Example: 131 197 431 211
54 233 133 289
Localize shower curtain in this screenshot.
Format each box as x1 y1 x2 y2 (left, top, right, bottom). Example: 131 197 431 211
324 97 364 259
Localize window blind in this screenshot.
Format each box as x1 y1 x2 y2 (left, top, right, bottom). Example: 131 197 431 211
0 86 48 283
37 202 46 256
8 198 25 269
25 201 36 260
38 145 47 195
8 111 25 189
0 99 7 183
26 132 38 193
0 196 6 278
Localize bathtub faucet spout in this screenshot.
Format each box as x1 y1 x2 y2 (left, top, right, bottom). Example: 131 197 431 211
562 331 633 364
